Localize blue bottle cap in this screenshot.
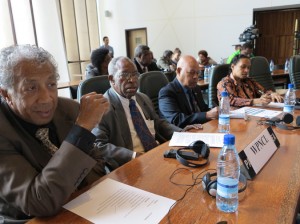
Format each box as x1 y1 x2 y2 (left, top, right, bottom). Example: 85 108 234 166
224 134 235 145
221 91 228 97
288 83 294 89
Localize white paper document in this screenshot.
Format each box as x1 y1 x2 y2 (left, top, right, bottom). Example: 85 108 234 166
63 178 175 224
266 102 284 108
169 132 225 148
231 107 282 119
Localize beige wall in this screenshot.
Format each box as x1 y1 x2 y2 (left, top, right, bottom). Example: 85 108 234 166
97 0 300 63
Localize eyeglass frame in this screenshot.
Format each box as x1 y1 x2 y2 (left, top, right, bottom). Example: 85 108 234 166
186 70 202 77
117 71 140 81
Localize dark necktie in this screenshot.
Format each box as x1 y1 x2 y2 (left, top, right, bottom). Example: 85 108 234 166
187 89 199 112
35 128 58 155
129 99 158 151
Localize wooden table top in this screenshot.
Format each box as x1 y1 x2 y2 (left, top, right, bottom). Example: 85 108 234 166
272 69 289 77
28 105 300 224
197 79 209 90
57 80 81 89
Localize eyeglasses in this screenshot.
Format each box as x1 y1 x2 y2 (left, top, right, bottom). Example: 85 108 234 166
118 71 140 80
186 70 201 76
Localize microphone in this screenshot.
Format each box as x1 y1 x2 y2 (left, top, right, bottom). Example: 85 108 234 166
265 113 293 126
274 114 300 130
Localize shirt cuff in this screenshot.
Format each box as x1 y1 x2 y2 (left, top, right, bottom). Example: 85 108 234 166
65 125 96 155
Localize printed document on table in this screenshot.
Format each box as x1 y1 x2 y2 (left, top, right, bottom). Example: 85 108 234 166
231 107 282 119
63 178 175 224
169 132 225 148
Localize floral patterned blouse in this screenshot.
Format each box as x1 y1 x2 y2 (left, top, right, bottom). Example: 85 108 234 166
217 75 272 108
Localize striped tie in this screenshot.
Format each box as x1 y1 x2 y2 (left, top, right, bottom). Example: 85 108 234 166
129 99 158 151
35 128 58 155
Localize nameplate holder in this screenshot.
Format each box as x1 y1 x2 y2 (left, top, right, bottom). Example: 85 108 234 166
239 126 280 180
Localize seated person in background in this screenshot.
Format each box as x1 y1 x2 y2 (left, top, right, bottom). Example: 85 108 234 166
217 54 283 108
226 42 254 64
171 47 182 68
197 50 217 70
158 55 219 128
92 56 182 168
157 50 176 71
85 48 111 79
0 45 109 222
232 43 242 51
133 44 160 74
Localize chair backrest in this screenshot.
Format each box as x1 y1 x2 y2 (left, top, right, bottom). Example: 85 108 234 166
164 71 176 82
77 75 110 101
289 55 300 89
138 71 169 114
208 64 230 108
249 56 275 91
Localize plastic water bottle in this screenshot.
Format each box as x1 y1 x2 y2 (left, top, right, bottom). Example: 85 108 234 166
204 67 210 83
210 64 215 77
216 134 240 213
283 83 296 115
219 58 224 65
218 91 230 133
284 58 289 73
269 59 274 72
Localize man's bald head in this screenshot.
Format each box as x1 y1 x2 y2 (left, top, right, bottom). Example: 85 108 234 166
177 55 198 69
176 55 200 88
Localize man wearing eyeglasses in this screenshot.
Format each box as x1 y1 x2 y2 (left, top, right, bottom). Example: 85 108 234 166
92 56 182 170
158 55 219 128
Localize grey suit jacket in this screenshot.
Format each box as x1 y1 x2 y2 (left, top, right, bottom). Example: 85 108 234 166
92 88 181 167
0 97 106 222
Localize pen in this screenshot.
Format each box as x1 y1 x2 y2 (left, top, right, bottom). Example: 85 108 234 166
258 90 264 96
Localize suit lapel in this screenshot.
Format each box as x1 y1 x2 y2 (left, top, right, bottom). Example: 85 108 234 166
135 93 151 120
0 101 51 170
173 79 193 113
107 89 133 148
53 109 74 144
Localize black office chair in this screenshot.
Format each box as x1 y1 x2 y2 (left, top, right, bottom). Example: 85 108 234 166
289 55 300 89
248 56 275 91
164 71 176 82
208 64 230 108
138 71 169 114
77 75 110 101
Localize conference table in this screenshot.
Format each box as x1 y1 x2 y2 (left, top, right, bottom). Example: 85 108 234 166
57 80 81 89
271 69 290 89
28 97 300 224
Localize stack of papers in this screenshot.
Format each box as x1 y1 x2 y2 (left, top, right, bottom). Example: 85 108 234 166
231 107 282 119
169 132 225 148
266 102 284 108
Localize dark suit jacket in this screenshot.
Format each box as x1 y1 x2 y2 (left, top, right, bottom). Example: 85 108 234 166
133 58 160 74
92 88 181 167
158 78 210 128
0 97 106 222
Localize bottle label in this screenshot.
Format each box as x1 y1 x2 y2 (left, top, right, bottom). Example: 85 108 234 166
219 114 230 125
283 105 294 113
217 177 238 198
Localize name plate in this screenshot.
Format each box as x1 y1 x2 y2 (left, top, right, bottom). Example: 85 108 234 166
239 126 280 179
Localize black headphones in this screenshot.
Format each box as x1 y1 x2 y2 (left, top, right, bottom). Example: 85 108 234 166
202 171 247 197
176 140 210 168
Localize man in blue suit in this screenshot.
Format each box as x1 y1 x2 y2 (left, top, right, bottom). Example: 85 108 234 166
158 55 218 128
